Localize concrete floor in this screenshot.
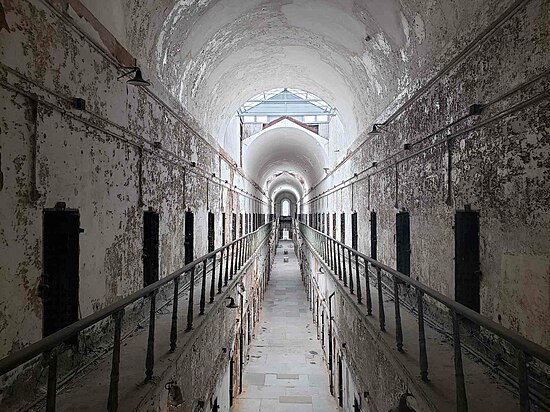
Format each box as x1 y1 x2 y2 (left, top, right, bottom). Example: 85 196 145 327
233 240 339 412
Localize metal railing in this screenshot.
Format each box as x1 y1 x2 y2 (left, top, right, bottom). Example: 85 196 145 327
0 221 275 411
297 221 550 412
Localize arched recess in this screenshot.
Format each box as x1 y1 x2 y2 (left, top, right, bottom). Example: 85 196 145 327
273 190 299 219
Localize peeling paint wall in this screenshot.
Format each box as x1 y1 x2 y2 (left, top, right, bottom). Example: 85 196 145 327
0 0 268 365
306 0 550 348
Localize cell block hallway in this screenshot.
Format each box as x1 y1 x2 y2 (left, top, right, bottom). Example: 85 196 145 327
0 0 549 411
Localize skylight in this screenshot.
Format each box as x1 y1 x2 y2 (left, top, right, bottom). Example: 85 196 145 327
238 88 334 124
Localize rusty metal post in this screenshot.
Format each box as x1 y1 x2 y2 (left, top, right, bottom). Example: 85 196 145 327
393 278 403 352
199 260 207 315
145 291 156 381
108 309 124 411
169 277 179 352
364 258 372 315
417 291 429 382
348 249 354 294
377 266 385 331
355 254 362 304
451 310 468 412
517 348 531 412
210 254 216 303
186 268 195 331
45 350 57 412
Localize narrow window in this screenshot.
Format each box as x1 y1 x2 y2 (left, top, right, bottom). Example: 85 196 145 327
143 210 160 286
43 207 80 339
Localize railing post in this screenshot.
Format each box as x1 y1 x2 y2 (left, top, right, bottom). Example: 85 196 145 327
417 290 429 382
517 348 531 412
45 350 57 412
355 254 362 304
337 244 342 281
200 260 207 315
108 309 124 412
342 245 348 287
364 258 372 315
169 277 179 352
186 268 195 331
145 291 156 381
218 249 224 293
224 246 230 286
377 266 385 331
393 277 403 352
348 248 354 294
230 243 235 280
451 310 468 412
330 238 334 270
210 254 216 303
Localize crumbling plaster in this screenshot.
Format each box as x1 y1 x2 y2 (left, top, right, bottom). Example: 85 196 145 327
304 0 550 347
0 0 268 362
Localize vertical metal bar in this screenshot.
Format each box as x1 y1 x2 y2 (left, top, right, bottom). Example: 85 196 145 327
108 309 124 412
348 248 354 293
145 291 156 381
186 268 195 331
342 245 348 286
45 350 57 412
451 310 468 412
218 249 224 293
364 259 372 315
230 243 235 280
224 245 230 286
517 349 531 412
377 266 385 331
210 254 216 303
417 291 429 382
169 277 179 352
393 277 403 352
355 254 362 304
200 260 207 315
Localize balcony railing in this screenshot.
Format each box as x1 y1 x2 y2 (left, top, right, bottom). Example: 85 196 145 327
297 221 550 412
0 221 275 411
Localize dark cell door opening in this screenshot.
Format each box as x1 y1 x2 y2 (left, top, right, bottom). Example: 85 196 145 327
185 210 194 264
240 213 244 238
455 210 480 312
370 211 377 260
326 214 330 236
222 213 226 245
42 209 80 339
396 211 411 276
340 212 346 244
351 212 358 250
332 213 337 239
143 210 160 286
208 212 215 253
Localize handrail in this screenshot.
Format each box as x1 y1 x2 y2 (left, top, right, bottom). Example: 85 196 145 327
298 221 550 364
0 221 275 409
297 220 549 411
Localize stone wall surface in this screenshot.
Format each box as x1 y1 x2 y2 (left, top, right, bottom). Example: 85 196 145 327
0 0 267 366
305 0 550 349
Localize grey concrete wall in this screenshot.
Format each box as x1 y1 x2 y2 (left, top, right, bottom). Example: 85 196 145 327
304 0 550 349
0 0 268 365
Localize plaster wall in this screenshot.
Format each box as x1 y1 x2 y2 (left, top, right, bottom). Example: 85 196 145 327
305 0 550 348
0 0 268 365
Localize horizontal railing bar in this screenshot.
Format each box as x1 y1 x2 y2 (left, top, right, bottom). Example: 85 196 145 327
298 222 550 365
0 222 273 376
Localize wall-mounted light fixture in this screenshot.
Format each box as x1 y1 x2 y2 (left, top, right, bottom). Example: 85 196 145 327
117 67 150 87
369 123 387 135
225 296 238 309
